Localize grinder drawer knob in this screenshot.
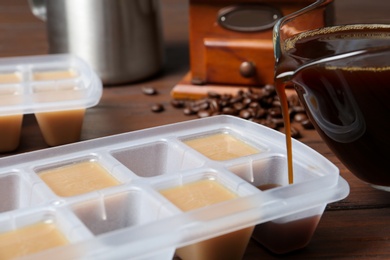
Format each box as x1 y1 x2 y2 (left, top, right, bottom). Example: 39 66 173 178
240 61 256 78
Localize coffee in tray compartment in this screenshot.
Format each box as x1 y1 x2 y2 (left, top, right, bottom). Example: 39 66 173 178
160 179 254 260
38 160 120 197
0 221 68 259
183 132 260 161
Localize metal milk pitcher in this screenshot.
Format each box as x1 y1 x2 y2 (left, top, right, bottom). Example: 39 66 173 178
28 0 164 85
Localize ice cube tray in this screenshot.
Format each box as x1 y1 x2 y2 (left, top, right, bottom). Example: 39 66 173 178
0 54 102 151
0 115 349 259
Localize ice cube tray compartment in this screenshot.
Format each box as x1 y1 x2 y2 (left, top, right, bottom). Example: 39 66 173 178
0 70 23 84
0 83 23 107
32 155 132 200
0 171 46 214
110 140 205 178
178 129 268 162
0 115 349 259
227 154 327 190
0 206 93 248
71 187 173 236
152 167 261 204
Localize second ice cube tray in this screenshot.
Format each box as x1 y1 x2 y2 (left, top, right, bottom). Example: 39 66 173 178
0 54 102 151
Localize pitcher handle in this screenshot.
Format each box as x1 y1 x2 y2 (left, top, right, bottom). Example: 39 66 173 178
28 0 47 21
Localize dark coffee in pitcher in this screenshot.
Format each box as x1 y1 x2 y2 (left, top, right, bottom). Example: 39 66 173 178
276 24 390 186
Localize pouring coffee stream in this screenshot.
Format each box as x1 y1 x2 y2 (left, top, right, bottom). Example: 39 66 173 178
275 83 295 184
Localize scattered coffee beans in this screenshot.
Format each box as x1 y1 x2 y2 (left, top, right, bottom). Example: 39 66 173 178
170 86 314 138
143 85 314 138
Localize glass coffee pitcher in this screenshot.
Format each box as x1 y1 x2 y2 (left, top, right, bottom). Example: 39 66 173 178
273 0 390 191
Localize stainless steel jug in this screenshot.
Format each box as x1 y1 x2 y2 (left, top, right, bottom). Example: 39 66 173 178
28 0 164 85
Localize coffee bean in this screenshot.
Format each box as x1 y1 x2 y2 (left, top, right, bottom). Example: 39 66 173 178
142 86 158 95
249 101 260 109
250 92 263 101
233 102 245 111
269 107 282 118
189 103 200 113
183 107 195 115
262 119 277 130
197 110 211 118
151 103 164 112
208 91 221 99
239 109 252 119
264 84 276 93
222 107 237 115
198 101 209 110
292 106 306 114
291 126 301 139
171 99 185 108
230 95 243 104
301 119 314 129
255 108 267 119
260 96 274 107
273 100 281 107
294 112 308 122
242 97 252 106
209 99 220 112
270 118 284 128
219 99 230 107
221 94 232 101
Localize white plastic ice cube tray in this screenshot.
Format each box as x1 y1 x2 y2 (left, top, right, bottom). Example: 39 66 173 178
0 115 349 259
0 54 102 115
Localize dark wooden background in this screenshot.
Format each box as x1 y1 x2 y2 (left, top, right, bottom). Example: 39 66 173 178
0 0 389 258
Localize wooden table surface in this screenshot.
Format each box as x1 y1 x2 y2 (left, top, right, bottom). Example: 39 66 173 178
0 0 389 259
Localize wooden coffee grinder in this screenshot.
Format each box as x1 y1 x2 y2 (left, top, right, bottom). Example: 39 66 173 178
171 0 316 99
